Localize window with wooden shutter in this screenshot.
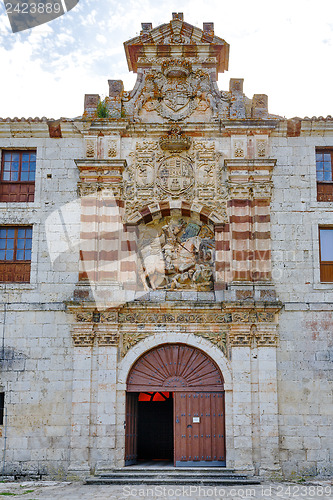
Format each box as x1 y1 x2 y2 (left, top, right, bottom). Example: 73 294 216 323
319 227 333 282
316 149 333 202
0 226 32 282
0 150 36 202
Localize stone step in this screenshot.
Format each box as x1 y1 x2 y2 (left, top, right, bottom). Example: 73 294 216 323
86 468 261 486
96 467 237 474
110 466 236 471
85 476 261 486
99 469 238 475
98 473 247 479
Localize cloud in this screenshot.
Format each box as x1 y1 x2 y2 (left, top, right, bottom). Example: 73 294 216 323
0 0 332 118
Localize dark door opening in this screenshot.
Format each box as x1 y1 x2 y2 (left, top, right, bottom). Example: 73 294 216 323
137 392 173 462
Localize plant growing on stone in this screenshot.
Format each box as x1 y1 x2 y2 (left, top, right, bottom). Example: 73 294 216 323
96 98 110 118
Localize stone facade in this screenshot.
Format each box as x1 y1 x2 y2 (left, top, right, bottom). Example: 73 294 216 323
0 13 332 479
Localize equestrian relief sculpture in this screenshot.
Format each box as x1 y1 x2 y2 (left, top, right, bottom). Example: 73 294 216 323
138 217 215 290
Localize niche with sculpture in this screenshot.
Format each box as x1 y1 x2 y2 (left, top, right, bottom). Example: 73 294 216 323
138 216 215 291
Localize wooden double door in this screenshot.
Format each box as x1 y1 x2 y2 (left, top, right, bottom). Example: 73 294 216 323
125 343 226 467
125 391 225 466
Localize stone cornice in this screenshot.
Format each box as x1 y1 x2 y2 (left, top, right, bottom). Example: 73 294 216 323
74 159 127 172
221 119 279 131
225 158 277 171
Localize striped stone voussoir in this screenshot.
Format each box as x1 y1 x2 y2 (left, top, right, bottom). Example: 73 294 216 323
127 200 227 225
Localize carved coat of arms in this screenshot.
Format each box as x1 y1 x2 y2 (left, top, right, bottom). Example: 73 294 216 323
155 72 202 120
157 156 194 195
127 59 217 121
162 78 192 112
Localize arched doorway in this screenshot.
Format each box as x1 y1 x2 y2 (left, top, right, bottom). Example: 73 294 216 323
125 343 225 467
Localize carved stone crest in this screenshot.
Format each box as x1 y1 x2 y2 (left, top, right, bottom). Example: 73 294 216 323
127 61 217 121
157 156 194 195
163 81 193 114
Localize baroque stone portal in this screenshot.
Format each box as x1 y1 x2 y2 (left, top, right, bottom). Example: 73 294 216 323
138 216 215 290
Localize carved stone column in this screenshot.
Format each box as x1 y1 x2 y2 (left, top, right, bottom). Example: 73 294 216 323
214 223 231 291
225 158 276 284
75 159 127 306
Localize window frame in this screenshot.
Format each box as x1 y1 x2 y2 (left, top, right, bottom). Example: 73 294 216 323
0 149 36 202
319 226 333 283
316 148 333 202
0 226 33 283
1 150 36 183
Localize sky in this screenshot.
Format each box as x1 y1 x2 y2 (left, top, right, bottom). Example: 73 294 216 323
0 0 332 120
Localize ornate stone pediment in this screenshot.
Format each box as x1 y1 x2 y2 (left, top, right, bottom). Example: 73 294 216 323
124 15 229 74
122 14 230 121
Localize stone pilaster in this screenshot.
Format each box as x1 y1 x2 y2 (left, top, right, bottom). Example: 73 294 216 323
68 324 94 478
231 342 253 471
257 344 280 473
94 324 119 471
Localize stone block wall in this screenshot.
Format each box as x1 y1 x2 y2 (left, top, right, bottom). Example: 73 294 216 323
277 309 333 477
0 129 82 476
0 309 72 476
271 124 333 477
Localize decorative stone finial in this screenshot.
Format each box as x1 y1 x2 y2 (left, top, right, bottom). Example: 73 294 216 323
172 12 184 21
203 22 214 35
141 22 152 33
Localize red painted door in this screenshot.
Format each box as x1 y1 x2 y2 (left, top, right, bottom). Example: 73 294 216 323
125 392 138 465
174 392 225 466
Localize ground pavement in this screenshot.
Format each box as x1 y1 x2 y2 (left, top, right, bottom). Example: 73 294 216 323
0 479 332 500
